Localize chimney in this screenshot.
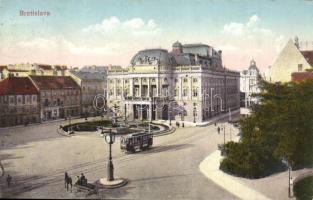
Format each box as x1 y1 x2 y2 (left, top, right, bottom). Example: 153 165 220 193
218 50 222 58
295 36 300 49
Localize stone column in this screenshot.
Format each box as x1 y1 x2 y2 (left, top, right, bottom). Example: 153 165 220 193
180 77 182 100
139 78 142 97
148 78 150 97
189 77 192 100
129 78 133 97
149 101 152 121
140 104 143 120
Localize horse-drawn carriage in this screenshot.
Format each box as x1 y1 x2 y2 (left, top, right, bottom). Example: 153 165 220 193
120 132 153 153
65 172 96 195
74 182 96 195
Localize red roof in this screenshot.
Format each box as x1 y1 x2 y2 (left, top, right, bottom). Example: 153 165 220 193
29 76 80 90
301 51 313 67
54 65 67 70
0 76 39 95
38 64 53 70
291 72 313 82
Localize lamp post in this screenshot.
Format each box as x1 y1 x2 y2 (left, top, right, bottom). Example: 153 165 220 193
112 104 119 127
193 106 196 123
168 108 172 126
282 157 292 198
180 112 185 128
105 129 115 181
223 123 226 146
124 104 127 125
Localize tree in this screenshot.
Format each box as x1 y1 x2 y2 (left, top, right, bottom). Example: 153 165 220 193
220 79 313 178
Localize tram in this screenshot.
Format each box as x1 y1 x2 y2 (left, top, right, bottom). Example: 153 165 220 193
120 132 153 153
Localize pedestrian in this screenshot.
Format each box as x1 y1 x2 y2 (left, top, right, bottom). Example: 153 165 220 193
217 126 221 134
214 123 217 126
65 172 68 188
7 174 12 187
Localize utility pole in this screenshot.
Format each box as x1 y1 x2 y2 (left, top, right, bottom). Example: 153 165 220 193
223 123 226 145
229 108 232 141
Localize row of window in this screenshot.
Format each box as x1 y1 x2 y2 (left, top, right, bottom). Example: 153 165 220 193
109 77 200 84
0 95 38 105
41 90 80 97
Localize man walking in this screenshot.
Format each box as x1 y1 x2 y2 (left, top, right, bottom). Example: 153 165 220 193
217 126 221 134
7 174 12 187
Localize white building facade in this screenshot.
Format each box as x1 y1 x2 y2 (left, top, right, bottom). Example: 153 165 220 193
240 60 260 107
107 42 240 123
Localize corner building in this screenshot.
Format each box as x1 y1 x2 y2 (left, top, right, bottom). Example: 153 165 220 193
107 42 240 123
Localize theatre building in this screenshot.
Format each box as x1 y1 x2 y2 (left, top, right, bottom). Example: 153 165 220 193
107 41 240 123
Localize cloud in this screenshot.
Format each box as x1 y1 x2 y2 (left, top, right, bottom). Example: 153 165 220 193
18 36 120 56
218 14 288 70
82 16 160 36
274 35 286 52
223 14 273 37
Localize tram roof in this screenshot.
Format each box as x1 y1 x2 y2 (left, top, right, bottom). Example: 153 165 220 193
125 132 153 138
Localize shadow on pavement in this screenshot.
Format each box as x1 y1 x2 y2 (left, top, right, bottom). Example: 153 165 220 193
138 143 194 155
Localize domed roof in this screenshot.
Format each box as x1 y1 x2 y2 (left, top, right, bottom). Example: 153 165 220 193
130 49 176 67
248 59 259 72
172 41 182 48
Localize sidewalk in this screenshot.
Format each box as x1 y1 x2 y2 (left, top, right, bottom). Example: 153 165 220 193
199 124 272 200
155 109 240 127
199 150 271 200
0 115 106 131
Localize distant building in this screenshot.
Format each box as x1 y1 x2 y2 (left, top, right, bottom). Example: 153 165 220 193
80 65 109 73
107 41 240 123
269 37 313 83
0 63 69 81
240 60 260 107
29 76 81 121
70 71 106 116
0 76 40 127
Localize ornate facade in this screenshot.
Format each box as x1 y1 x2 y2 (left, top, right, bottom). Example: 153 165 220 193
240 60 260 107
107 42 240 123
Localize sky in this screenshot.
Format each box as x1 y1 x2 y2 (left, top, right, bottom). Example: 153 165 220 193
0 0 313 72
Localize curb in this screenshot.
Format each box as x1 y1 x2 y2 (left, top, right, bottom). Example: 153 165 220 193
0 160 4 178
199 150 272 200
56 128 72 137
95 178 128 189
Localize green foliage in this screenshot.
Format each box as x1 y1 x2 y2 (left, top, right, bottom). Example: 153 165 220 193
293 176 313 200
220 79 313 178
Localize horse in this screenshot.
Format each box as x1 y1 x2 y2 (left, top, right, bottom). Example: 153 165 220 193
65 172 72 192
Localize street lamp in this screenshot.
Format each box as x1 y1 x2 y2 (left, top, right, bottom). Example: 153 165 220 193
105 129 115 181
193 107 197 123
124 104 127 125
180 112 185 128
282 157 292 198
168 108 172 126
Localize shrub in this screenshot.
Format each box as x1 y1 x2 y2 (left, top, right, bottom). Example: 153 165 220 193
293 176 313 200
220 141 284 179
62 120 111 132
